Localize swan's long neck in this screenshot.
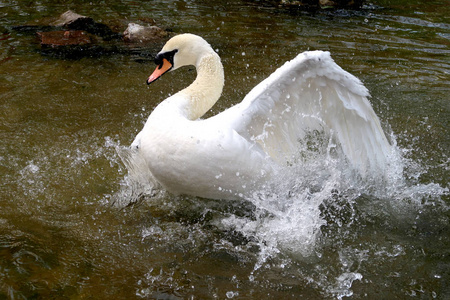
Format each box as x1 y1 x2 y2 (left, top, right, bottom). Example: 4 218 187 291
179 52 224 120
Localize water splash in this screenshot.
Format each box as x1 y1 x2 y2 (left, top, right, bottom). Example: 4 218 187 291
115 119 448 298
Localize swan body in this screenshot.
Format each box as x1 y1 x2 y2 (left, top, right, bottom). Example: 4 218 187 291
131 33 391 200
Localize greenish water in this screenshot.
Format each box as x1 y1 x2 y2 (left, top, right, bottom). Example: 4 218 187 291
1 0 449 299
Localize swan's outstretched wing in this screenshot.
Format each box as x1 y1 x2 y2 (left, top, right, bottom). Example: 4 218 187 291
213 51 391 176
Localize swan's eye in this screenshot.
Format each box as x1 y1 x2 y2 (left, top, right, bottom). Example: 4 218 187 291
154 49 178 68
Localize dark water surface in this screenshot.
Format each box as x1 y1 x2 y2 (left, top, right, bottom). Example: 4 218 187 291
1 0 449 299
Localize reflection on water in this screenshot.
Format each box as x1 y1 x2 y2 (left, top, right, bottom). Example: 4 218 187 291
1 0 449 299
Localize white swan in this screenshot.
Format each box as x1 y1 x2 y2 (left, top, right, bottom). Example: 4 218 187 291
130 33 391 200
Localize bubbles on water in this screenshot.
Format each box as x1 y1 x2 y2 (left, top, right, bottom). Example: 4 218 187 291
331 272 363 299
18 161 44 197
20 161 40 174
374 244 405 258
226 291 239 298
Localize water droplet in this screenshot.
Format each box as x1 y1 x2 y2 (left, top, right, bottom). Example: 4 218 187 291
226 291 238 298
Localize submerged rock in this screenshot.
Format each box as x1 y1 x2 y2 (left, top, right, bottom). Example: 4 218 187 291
50 10 118 40
319 0 364 7
37 30 106 59
121 23 168 59
50 10 93 27
14 10 169 59
123 23 168 43
37 30 91 47
280 0 364 8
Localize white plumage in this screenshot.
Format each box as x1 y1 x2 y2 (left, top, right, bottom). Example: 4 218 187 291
129 33 391 200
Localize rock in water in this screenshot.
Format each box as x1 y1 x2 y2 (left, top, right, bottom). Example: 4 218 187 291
37 30 91 47
123 23 168 43
50 10 94 27
281 0 364 8
16 10 168 58
50 10 118 40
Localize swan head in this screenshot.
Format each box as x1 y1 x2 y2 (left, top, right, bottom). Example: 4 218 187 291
147 33 213 84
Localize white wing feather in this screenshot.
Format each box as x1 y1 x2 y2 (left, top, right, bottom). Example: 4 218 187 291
212 51 391 176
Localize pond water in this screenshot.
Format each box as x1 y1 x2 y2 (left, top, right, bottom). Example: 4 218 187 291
1 0 449 299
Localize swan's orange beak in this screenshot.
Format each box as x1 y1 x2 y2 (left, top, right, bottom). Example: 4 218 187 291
147 58 173 85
